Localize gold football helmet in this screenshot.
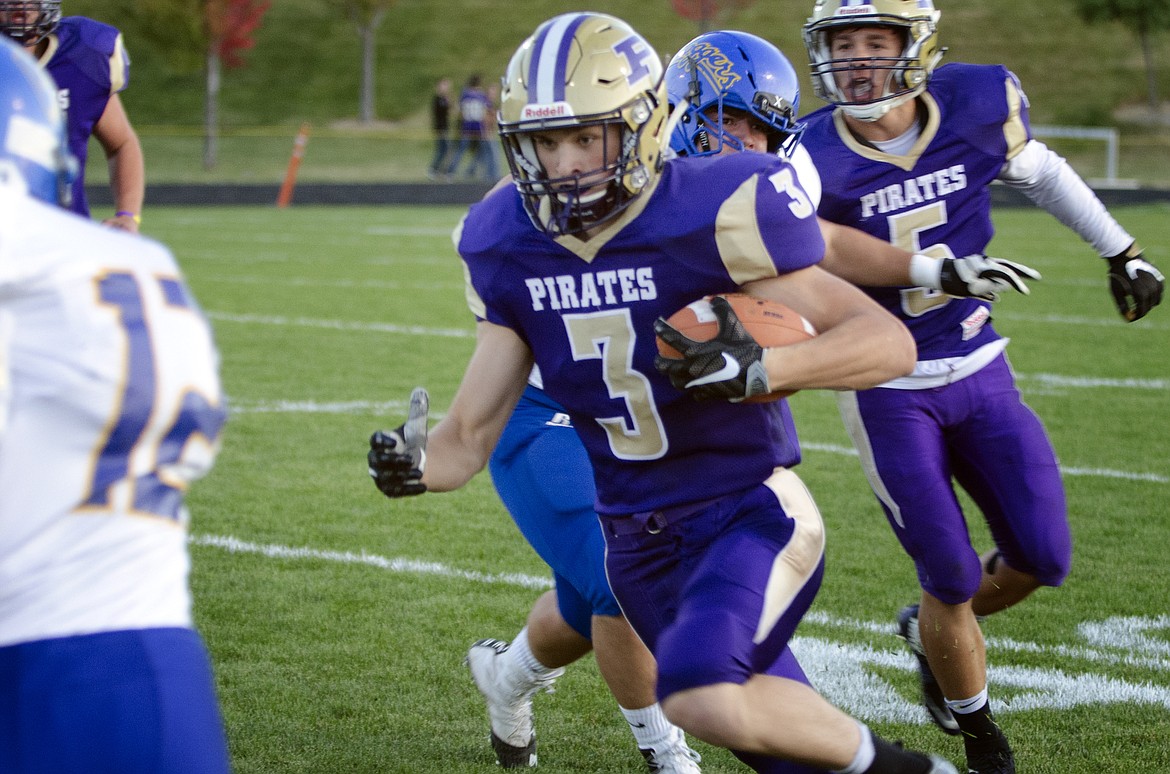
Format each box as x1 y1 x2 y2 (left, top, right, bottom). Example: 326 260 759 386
802 0 945 121
498 12 669 237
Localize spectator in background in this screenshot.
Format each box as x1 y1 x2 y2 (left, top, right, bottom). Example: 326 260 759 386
478 81 501 182
0 37 229 773
444 73 493 181
428 76 452 180
0 0 145 232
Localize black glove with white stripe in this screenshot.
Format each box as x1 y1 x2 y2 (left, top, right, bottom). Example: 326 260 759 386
1106 243 1163 322
654 295 770 401
368 387 429 498
911 254 1041 301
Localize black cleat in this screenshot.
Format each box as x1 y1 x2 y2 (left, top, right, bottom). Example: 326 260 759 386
966 746 1015 774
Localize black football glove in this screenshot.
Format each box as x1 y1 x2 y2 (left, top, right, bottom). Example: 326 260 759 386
1106 243 1164 322
368 387 429 498
937 255 1041 301
653 295 771 402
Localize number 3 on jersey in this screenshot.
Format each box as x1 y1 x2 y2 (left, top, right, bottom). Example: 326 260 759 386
82 272 226 521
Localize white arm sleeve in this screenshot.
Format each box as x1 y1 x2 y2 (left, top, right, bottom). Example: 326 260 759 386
998 139 1133 257
784 143 822 209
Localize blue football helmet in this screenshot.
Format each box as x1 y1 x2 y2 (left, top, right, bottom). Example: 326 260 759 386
0 1 62 44
0 35 76 205
665 30 805 158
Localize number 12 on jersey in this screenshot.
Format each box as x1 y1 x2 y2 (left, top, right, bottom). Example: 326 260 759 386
81 272 226 522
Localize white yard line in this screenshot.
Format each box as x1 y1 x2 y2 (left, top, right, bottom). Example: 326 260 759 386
191 533 552 590
189 534 1170 685
207 311 472 338
208 313 1167 483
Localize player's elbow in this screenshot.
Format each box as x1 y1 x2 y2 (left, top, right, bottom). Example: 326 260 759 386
894 326 917 373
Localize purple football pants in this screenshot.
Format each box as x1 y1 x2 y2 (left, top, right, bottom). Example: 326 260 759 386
839 352 1071 603
601 468 826 774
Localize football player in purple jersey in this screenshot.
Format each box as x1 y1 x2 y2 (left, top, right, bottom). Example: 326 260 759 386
0 1 144 231
799 2 1164 772
459 26 1040 774
458 29 1040 773
445 73 499 182
370 12 960 774
664 29 1040 303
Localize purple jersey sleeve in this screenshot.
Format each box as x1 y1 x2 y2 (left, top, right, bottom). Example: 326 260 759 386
457 153 822 515
802 63 1030 361
44 17 129 217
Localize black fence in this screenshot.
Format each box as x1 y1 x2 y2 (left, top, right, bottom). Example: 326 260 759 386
89 182 1170 209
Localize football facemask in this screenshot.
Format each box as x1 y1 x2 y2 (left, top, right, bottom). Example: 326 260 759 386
666 30 805 158
803 0 945 122
0 0 61 44
498 12 669 238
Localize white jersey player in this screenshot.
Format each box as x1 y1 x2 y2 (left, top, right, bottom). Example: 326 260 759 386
0 37 230 773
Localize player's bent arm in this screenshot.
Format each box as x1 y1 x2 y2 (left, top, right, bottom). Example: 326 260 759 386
742 266 915 391
999 139 1132 257
421 320 533 491
818 219 1040 300
94 95 145 232
817 219 914 286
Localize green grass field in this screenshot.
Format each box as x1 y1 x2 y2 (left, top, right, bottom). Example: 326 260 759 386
124 202 1170 773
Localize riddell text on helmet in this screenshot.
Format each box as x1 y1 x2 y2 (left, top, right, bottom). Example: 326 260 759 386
521 102 574 120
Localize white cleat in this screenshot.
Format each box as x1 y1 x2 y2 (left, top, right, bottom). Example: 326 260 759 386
640 726 702 773
929 754 960 774
466 638 562 768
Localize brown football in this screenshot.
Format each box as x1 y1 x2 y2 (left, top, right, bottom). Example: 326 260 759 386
656 292 817 402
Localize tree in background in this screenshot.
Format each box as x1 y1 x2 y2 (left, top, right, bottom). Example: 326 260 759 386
1074 0 1170 116
335 0 396 124
205 0 271 168
108 0 270 167
670 0 755 34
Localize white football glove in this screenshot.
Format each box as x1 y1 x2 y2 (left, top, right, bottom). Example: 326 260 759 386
910 254 1041 301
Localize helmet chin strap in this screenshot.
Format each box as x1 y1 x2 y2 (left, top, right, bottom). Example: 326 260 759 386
557 187 607 205
842 87 921 122
550 180 618 235
840 69 919 122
